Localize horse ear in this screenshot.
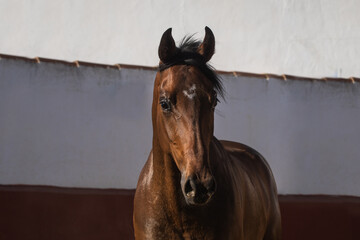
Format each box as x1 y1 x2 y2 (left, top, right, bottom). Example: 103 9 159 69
158 28 177 63
198 26 215 62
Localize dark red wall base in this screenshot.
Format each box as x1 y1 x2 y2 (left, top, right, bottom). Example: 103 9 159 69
280 195 360 240
0 185 134 240
1 185 359 240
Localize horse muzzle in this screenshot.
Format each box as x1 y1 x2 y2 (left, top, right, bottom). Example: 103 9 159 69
181 174 216 206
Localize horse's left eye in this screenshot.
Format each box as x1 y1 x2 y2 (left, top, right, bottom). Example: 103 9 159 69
160 99 171 112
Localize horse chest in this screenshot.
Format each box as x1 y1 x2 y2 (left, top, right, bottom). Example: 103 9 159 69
144 220 220 240
141 204 230 240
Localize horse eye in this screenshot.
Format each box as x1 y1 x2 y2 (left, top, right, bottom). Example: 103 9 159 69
160 99 171 112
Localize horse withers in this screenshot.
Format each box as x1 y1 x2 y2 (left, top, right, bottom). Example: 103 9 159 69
133 27 281 240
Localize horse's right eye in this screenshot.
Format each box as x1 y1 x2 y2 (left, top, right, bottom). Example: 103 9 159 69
160 99 171 112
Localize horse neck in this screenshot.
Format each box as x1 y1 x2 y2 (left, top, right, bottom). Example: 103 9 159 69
151 132 179 180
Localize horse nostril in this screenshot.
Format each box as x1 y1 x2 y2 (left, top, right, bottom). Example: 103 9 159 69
184 178 196 197
183 175 216 205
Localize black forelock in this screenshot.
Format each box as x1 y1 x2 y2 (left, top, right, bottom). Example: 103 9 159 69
158 35 225 99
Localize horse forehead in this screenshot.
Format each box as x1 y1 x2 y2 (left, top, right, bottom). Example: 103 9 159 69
160 67 205 93
159 69 179 92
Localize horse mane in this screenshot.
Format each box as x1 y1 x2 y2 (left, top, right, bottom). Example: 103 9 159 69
159 35 225 99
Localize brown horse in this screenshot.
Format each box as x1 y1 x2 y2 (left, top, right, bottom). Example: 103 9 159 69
133 27 281 240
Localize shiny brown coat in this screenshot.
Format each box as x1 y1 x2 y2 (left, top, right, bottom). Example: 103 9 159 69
133 27 281 240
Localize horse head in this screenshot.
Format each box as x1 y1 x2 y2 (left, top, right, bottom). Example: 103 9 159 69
152 27 223 206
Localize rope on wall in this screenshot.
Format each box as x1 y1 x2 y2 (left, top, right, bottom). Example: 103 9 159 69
0 53 359 84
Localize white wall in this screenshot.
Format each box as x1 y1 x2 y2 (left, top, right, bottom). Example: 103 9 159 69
1 0 360 78
1 58 359 196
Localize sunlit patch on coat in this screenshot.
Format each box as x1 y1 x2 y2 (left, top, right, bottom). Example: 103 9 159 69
141 158 153 188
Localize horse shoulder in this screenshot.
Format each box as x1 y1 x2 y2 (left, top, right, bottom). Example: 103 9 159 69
218 140 281 240
133 151 160 239
134 152 184 239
